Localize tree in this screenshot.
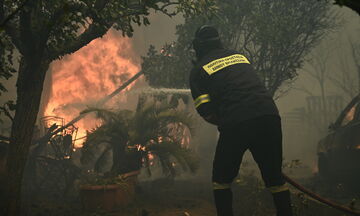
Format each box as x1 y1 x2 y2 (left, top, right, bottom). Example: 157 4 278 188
142 0 337 98
0 100 15 131
0 0 216 215
312 35 360 101
333 0 360 15
348 37 360 92
141 43 192 89
304 45 336 117
328 37 359 100
294 43 342 131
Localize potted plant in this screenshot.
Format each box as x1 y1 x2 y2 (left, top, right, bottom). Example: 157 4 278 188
79 100 198 211
79 171 136 211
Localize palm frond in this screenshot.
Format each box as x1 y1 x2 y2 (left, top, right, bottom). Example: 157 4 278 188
116 109 134 123
81 139 110 166
147 140 199 175
130 101 195 145
94 146 112 173
142 154 153 176
156 151 176 176
82 108 130 168
156 109 195 135
130 103 163 144
81 107 119 123
85 108 129 144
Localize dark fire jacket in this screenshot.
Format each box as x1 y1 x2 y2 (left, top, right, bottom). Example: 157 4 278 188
189 48 279 128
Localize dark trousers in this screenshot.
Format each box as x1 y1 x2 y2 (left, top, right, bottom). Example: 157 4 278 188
212 115 292 216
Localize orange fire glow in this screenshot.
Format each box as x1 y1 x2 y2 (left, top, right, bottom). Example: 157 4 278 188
44 29 141 148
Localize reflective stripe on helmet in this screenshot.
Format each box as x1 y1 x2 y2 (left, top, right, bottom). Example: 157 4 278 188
194 94 211 108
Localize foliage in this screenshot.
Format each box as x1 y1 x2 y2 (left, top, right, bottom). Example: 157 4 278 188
142 0 338 97
0 100 15 125
81 100 198 177
80 170 130 186
141 42 194 89
0 0 217 94
0 33 15 94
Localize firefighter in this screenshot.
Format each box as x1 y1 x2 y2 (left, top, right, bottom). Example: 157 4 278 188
189 25 293 216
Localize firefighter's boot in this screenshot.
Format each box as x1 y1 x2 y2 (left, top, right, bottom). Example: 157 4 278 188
272 190 293 216
213 188 233 216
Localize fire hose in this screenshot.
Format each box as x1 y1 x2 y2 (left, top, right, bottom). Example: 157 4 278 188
283 173 360 215
37 71 360 215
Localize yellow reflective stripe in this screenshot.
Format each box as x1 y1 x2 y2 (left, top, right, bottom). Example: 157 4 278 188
202 54 250 75
213 182 231 190
194 94 211 108
268 184 289 193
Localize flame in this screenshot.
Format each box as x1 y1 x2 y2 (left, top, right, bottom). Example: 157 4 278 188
44 29 140 148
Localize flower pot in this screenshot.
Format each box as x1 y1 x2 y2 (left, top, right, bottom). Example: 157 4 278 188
114 170 140 207
120 170 140 185
80 170 140 212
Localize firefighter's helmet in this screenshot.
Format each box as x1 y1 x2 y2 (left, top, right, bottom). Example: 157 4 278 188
192 25 222 59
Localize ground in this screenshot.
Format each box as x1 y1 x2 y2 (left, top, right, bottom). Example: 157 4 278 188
115 178 355 216
46 176 355 216
23 160 359 216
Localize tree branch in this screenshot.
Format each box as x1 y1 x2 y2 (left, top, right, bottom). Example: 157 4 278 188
0 0 26 53
0 105 14 122
0 0 30 28
159 1 178 11
328 72 356 99
293 85 315 97
3 23 23 53
43 2 85 35
48 22 109 60
334 0 360 15
158 1 178 17
46 0 117 60
19 0 34 57
348 38 360 66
